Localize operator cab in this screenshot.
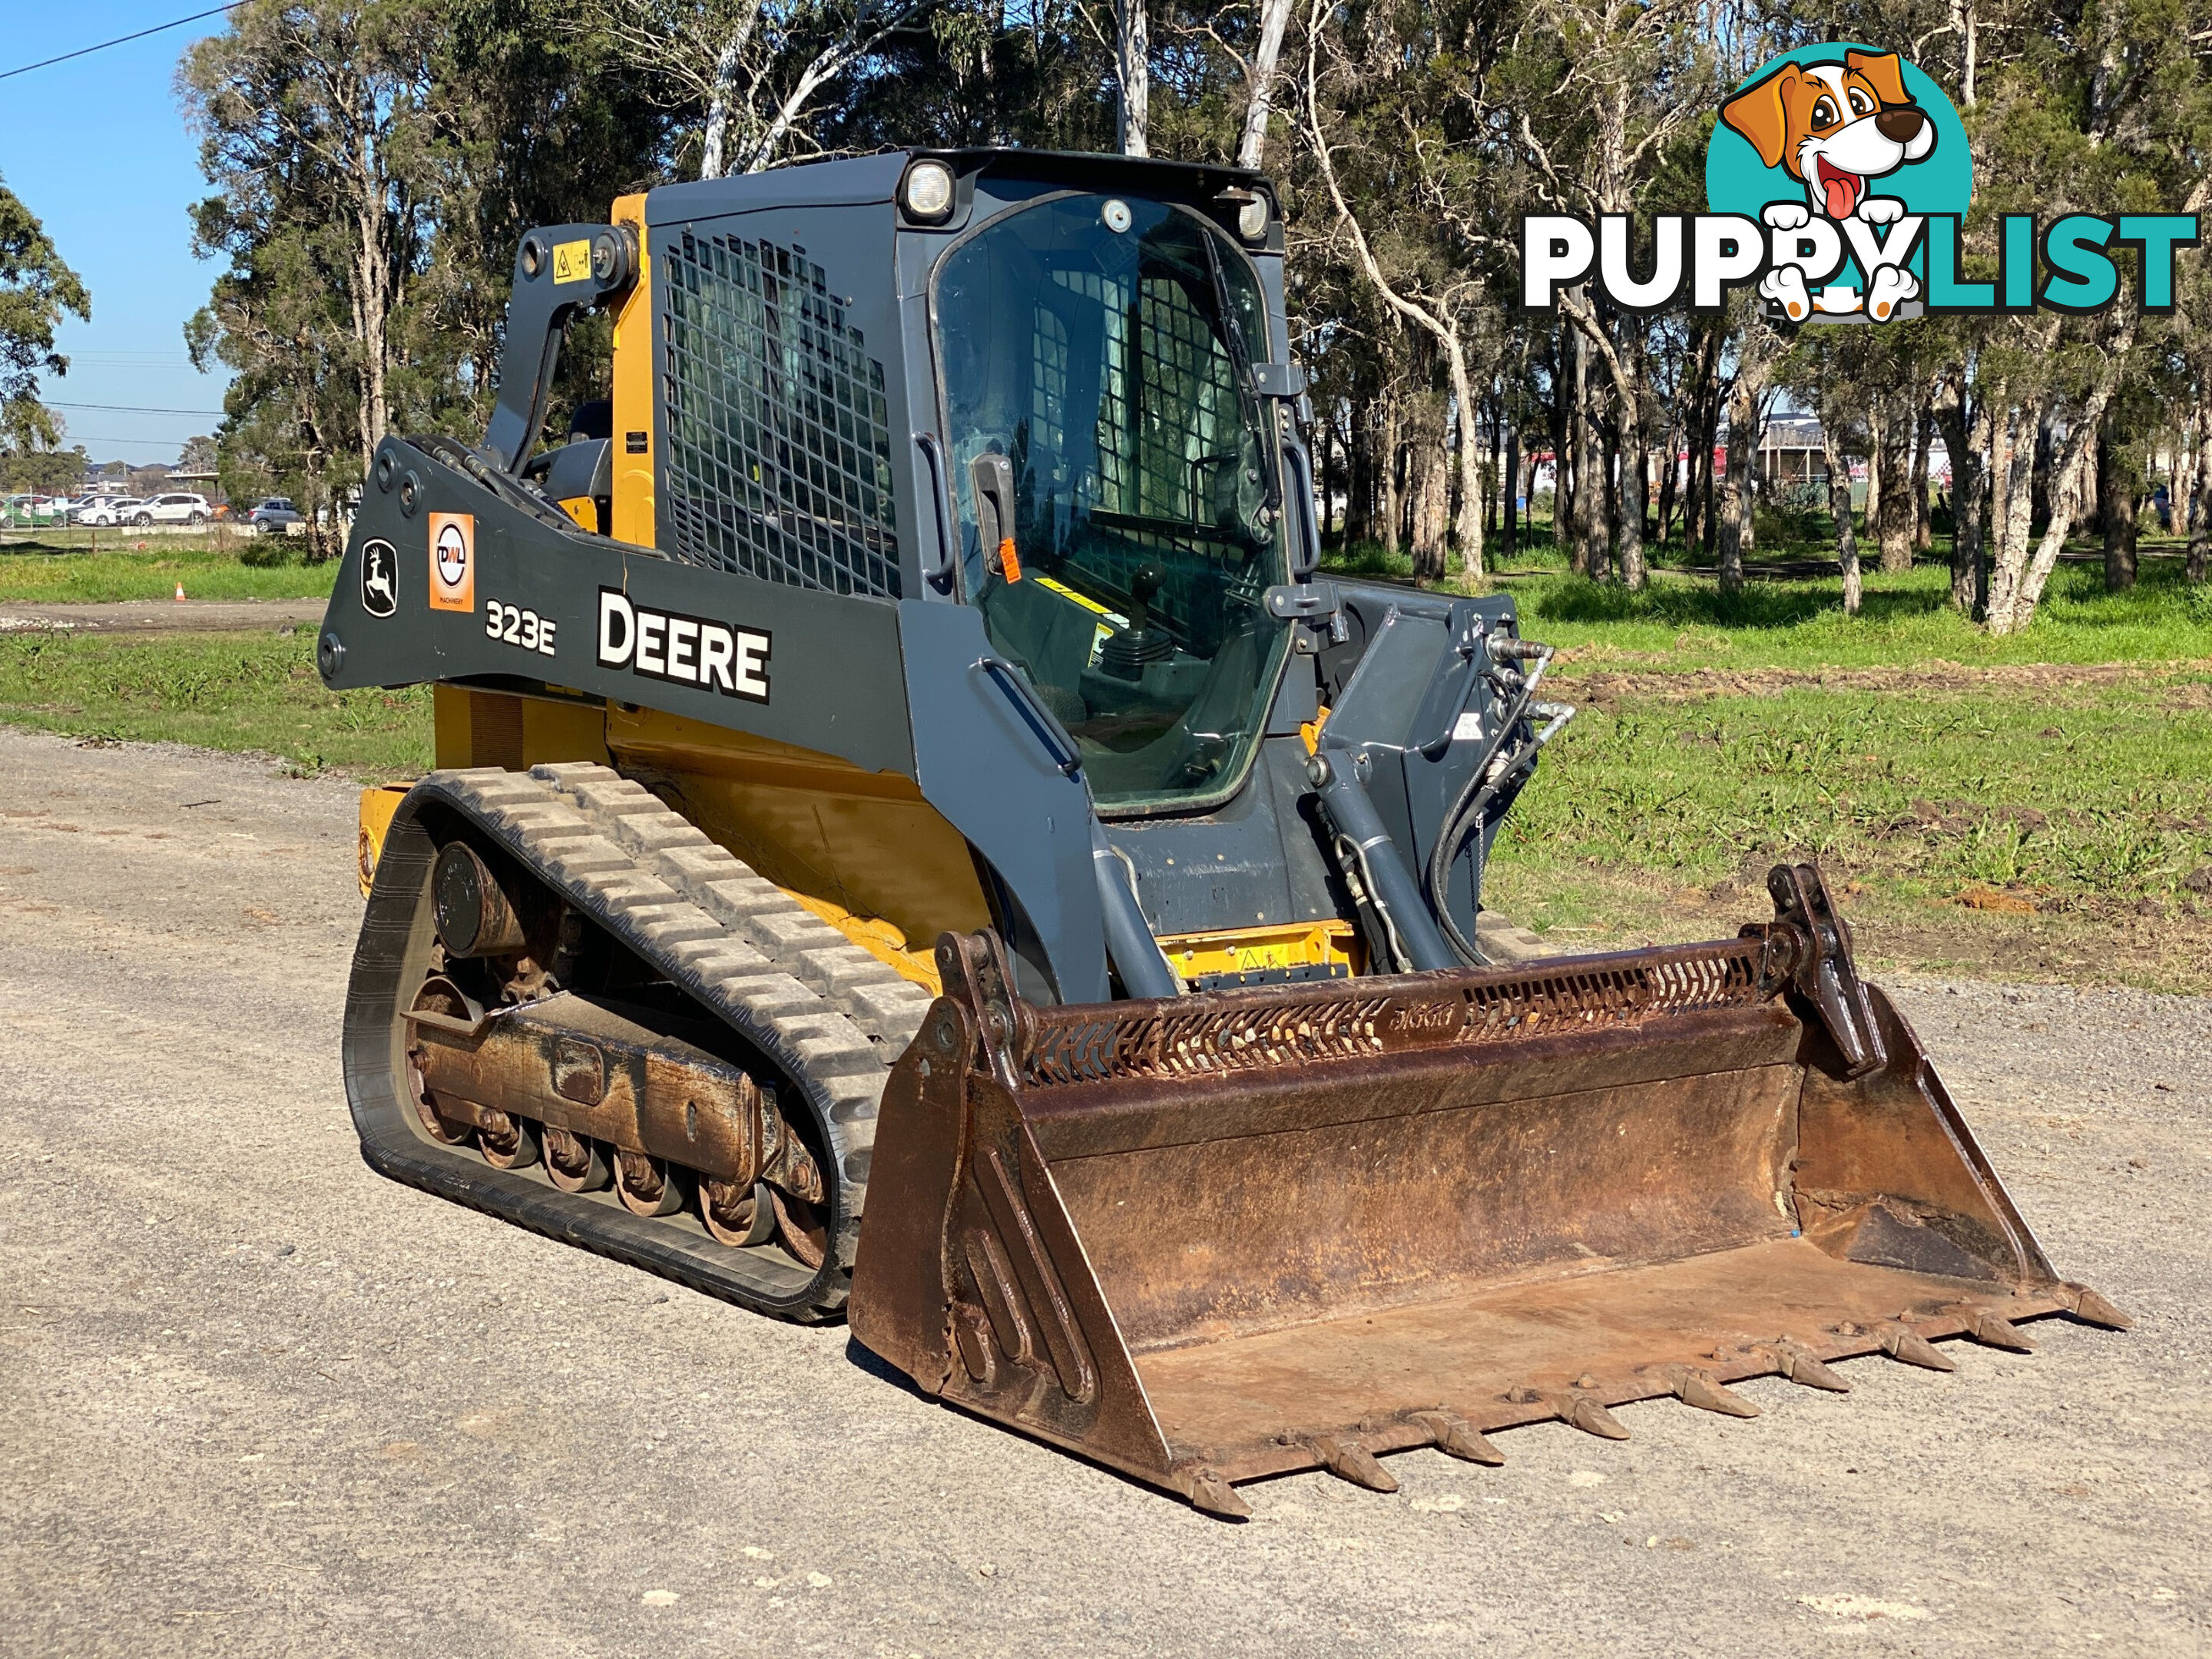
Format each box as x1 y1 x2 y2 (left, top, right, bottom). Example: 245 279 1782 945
933 191 1293 815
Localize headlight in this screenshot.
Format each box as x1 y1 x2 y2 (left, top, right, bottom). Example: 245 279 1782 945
902 160 956 222
1237 197 1270 241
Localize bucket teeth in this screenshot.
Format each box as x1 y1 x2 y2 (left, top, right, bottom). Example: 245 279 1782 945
2058 1283 2133 1330
1669 1366 1760 1418
1767 1343 1851 1392
1559 1392 1631 1440
1175 1465 1251 1519
1954 1307 2035 1352
1880 1323 1957 1372
1309 1435 1399 1492
1412 1410 1505 1465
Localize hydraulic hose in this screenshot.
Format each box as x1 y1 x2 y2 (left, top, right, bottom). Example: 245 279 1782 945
1426 641 1555 967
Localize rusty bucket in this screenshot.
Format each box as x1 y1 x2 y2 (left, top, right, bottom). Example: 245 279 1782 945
849 866 2126 1515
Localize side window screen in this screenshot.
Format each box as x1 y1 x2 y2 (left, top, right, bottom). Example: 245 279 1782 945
660 230 901 598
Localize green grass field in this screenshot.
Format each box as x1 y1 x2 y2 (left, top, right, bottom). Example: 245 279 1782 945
0 530 340 603
0 537 2204 989
0 627 428 780
1330 535 2212 668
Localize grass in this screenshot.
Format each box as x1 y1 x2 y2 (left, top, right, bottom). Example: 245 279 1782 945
1482 667 2212 992
0 528 340 603
1327 531 2212 671
0 628 429 780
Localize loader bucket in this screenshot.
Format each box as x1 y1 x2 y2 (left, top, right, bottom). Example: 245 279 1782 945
849 866 2128 1513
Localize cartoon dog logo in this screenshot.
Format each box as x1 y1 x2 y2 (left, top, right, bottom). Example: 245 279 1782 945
1720 50 1940 322
359 538 397 618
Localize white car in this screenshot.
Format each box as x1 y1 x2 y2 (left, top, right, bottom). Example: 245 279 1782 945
132 493 212 526
78 498 143 527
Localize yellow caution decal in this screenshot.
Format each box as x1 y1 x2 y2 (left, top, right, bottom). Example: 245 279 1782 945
551 238 594 284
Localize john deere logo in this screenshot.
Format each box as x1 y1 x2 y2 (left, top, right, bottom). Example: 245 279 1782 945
1521 45 2200 323
1711 48 1968 322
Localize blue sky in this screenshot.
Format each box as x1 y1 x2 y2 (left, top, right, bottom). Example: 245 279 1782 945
1 2 239 464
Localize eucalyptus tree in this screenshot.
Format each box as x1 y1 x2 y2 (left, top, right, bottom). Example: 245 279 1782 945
0 172 90 459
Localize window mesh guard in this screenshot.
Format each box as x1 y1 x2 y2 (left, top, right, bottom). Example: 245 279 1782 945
1030 268 1244 640
661 231 901 598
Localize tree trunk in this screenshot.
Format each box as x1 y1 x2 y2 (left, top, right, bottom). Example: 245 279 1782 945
1447 354 1485 583
1586 364 1612 579
2193 399 2212 584
1568 344 1595 578
1592 407 1618 582
1823 412 1862 615
1233 0 1294 168
1410 432 1448 582
1486 399 1502 536
1502 426 1519 555
1912 406 1933 553
1877 392 1914 572
2172 412 2198 547
2101 412 2138 591
1862 402 1882 541
698 11 762 181
1381 399 1403 556
1654 420 1678 555
1985 389 2035 623
1932 372 1985 615
1346 396 1372 544
1617 414 1647 589
1114 0 1149 156
1991 328 2134 634
1719 374 1757 591
2083 427 2102 532
2030 406 2055 531
1688 409 1713 557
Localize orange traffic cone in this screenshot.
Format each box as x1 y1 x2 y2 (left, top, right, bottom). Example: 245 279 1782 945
174 583 187 602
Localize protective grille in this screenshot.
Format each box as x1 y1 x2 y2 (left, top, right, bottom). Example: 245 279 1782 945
1019 936 1780 1088
1026 270 1242 640
661 230 900 598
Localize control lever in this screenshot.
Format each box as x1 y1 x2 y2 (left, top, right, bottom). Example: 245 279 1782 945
969 452 1019 582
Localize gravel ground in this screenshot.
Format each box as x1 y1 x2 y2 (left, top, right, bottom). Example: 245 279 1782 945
0 728 2205 1659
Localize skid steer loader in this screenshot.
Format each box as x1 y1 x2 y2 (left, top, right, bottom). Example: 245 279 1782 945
323 148 2124 1515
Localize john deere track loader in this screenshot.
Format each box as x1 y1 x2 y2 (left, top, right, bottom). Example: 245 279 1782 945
323 148 2124 1515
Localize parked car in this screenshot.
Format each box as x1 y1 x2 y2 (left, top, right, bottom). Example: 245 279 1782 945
78 498 142 527
132 493 212 526
2 495 67 527
245 497 305 530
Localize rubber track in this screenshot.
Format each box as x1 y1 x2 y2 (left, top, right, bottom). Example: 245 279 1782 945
370 764 935 1314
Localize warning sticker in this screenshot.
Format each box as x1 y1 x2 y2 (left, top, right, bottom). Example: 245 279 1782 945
551 239 594 284
428 512 475 612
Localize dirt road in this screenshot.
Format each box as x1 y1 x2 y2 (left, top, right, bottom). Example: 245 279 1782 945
0 598 329 634
0 730 2204 1658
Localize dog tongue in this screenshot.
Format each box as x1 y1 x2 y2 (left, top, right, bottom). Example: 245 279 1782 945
1819 161 1861 219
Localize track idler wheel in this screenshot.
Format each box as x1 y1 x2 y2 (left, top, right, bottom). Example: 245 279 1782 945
701 1177 778 1246
478 1111 541 1171
772 1189 829 1270
614 1149 685 1217
405 976 478 1146
544 1128 611 1193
